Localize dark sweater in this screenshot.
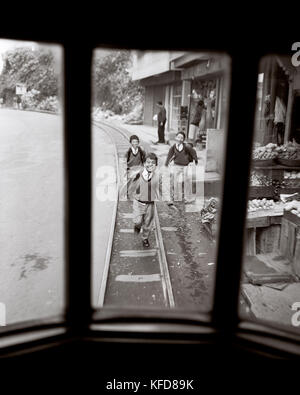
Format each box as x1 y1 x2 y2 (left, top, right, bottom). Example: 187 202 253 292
130 170 160 202
126 147 145 169
165 144 198 166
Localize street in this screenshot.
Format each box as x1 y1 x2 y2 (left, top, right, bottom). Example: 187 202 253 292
0 109 122 322
0 109 64 324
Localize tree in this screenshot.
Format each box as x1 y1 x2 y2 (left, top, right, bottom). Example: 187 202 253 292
0 46 60 104
93 50 144 114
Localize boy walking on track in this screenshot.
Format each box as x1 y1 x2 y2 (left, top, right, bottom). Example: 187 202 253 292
165 131 198 204
129 153 159 248
125 135 146 199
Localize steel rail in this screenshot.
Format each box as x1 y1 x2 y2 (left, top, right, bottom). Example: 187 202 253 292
93 120 175 308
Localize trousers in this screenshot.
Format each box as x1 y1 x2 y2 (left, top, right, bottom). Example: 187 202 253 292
274 122 284 145
133 199 155 240
158 122 166 143
169 165 194 202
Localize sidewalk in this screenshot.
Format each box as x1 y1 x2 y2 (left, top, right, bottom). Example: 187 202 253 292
241 282 300 329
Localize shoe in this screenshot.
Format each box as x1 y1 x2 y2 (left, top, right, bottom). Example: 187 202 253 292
134 225 141 234
142 239 150 247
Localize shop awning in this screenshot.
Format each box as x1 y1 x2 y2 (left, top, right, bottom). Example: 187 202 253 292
171 53 210 69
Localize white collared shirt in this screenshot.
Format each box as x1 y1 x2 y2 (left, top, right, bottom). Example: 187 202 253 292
131 147 139 155
142 168 152 181
176 143 184 152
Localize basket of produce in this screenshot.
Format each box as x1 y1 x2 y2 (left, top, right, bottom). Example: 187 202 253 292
247 198 275 212
252 143 278 167
275 141 300 167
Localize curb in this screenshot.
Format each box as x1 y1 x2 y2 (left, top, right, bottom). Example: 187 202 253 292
0 107 60 116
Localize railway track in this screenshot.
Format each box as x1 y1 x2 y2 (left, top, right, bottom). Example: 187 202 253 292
93 120 175 308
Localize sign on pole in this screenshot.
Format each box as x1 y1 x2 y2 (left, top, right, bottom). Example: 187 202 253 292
16 84 27 95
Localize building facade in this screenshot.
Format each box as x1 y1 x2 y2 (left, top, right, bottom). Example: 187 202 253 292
254 55 300 146
131 51 231 140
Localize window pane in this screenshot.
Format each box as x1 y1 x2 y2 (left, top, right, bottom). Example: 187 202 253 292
92 49 231 312
0 39 64 325
239 54 300 332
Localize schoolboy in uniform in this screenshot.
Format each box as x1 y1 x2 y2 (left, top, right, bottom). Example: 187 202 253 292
125 135 146 199
129 153 159 248
165 131 198 204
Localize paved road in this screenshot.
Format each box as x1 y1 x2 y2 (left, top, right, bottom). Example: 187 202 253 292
0 110 123 323
0 109 65 325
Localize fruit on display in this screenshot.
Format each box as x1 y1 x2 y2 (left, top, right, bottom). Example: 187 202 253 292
284 171 300 179
250 171 273 186
252 143 278 160
252 141 300 160
248 198 275 212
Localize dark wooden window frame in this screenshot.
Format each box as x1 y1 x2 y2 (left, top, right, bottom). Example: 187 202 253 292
0 35 300 359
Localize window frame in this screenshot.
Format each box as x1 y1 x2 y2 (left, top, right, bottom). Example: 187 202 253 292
0 35 300 359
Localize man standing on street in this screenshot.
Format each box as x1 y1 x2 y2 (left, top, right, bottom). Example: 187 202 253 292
153 101 167 144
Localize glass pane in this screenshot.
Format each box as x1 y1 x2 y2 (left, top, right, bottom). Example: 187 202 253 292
0 39 64 326
92 49 231 312
239 54 300 332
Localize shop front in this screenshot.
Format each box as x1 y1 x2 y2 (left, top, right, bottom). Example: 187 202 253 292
243 55 300 304
188 78 217 145
139 70 181 128
177 55 230 143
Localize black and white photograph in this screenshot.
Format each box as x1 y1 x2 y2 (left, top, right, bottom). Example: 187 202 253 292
92 49 230 312
0 25 300 388
0 39 64 324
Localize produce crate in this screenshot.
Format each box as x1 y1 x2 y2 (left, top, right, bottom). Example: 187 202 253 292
245 220 281 255
280 210 300 277
276 158 300 167
283 209 300 225
279 187 300 194
252 159 277 167
248 186 274 199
